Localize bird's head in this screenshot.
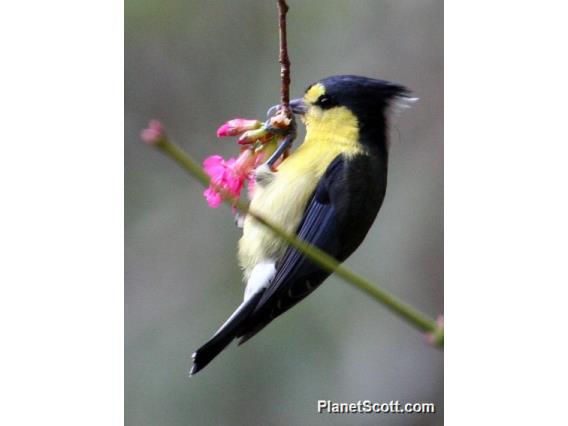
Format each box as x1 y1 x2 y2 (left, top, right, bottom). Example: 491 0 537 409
289 75 412 151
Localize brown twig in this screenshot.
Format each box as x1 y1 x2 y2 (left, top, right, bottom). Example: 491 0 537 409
277 0 291 118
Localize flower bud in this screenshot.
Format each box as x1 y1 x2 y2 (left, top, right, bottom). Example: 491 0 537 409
140 119 166 145
216 118 262 137
237 127 271 145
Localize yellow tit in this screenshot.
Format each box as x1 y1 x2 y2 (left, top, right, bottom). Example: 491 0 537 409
191 75 411 375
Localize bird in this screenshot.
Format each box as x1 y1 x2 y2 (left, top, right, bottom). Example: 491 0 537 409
190 75 412 375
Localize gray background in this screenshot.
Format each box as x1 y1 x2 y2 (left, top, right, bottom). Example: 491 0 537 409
126 1 443 425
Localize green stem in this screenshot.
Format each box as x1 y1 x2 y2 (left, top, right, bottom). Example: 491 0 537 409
156 138 443 346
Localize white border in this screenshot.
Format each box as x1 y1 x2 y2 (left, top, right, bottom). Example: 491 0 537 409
446 1 568 424
1 1 124 424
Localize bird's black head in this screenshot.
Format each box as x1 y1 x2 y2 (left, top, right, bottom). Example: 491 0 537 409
290 75 411 152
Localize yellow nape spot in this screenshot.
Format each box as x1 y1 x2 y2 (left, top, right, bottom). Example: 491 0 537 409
304 83 326 104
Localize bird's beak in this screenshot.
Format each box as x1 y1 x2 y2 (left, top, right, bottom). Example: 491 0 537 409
266 98 307 117
290 98 307 115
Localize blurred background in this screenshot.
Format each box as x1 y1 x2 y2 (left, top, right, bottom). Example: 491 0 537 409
125 0 442 425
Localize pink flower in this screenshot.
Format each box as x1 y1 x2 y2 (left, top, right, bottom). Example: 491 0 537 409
233 149 256 177
203 187 223 208
202 155 246 208
140 119 166 145
216 118 262 137
204 114 290 208
202 149 262 208
203 155 228 182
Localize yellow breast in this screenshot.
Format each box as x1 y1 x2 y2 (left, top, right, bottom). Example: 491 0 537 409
238 105 363 280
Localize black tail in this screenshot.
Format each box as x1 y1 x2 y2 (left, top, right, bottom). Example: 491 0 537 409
189 290 264 376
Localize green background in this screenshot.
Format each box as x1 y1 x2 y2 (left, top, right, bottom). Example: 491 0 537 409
126 1 443 425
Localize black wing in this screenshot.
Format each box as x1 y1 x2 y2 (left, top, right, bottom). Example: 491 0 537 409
237 152 386 343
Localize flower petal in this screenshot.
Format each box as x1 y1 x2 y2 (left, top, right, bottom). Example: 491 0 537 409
203 187 223 208
233 149 256 177
203 155 226 179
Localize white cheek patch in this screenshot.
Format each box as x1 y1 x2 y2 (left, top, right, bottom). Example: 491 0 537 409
244 260 276 301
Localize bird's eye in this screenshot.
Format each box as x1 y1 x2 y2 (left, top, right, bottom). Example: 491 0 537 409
315 95 335 109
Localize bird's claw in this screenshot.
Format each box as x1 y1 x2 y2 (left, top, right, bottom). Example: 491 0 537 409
266 104 281 118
